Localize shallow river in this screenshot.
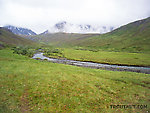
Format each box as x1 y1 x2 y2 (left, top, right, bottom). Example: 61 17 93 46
33 53 150 74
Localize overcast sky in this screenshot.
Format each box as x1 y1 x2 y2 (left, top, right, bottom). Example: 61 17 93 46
0 0 150 33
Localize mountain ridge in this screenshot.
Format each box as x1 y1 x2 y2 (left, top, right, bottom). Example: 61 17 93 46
4 25 37 36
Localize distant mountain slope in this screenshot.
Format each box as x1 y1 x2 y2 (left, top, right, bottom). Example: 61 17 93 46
29 17 150 52
0 27 37 47
4 25 36 35
74 17 150 52
25 32 99 46
24 17 150 52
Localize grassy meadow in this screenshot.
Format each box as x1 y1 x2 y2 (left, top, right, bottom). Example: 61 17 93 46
0 49 150 112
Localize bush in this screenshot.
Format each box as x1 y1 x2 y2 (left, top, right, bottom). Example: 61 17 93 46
12 46 35 57
43 48 64 58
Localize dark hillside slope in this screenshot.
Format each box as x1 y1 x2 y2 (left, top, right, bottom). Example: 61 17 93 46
0 27 37 47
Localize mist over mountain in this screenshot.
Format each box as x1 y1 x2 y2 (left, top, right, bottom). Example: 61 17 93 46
47 21 114 34
4 25 37 36
4 22 114 35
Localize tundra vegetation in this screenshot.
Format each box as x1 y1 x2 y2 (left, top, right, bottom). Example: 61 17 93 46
0 49 150 113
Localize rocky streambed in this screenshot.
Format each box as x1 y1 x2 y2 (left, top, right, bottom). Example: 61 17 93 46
33 53 150 74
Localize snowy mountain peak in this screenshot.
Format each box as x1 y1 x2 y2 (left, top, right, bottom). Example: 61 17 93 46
4 25 37 35
48 21 114 34
55 21 67 30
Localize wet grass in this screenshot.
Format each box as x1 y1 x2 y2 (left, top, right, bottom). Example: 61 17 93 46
0 49 150 112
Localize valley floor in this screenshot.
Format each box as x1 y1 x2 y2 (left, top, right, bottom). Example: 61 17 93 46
0 49 150 112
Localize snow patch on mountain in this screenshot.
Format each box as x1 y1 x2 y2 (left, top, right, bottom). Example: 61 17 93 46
4 25 37 35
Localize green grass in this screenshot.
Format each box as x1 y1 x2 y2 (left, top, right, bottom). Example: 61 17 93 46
44 48 150 67
0 49 150 112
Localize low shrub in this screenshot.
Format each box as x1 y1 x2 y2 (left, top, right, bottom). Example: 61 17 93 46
11 46 35 57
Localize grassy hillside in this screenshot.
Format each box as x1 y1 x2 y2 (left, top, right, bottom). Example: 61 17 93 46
0 27 38 48
0 49 150 112
73 17 150 52
25 32 99 46
27 17 150 53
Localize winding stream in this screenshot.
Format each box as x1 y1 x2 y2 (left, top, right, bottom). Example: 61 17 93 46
33 53 150 74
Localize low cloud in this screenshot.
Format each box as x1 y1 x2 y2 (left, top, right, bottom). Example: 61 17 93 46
0 0 150 33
